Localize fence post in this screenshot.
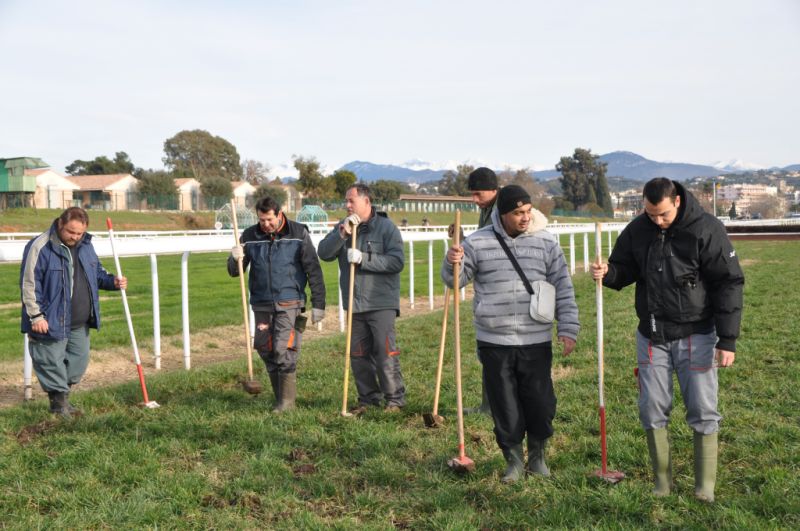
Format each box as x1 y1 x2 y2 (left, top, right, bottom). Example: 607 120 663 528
583 232 590 272
409 240 415 309
181 251 191 370
428 239 434 310
569 233 576 275
23 334 33 400
150 254 161 369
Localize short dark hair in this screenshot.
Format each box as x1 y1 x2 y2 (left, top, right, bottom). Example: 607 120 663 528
58 207 89 227
255 196 281 215
347 183 371 201
643 178 677 204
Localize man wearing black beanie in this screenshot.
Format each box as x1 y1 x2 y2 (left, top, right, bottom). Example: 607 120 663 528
468 167 499 230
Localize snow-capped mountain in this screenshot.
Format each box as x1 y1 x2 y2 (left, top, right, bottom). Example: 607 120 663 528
712 159 764 172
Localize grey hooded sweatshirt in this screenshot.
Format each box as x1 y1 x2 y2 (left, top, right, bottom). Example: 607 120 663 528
441 207 579 346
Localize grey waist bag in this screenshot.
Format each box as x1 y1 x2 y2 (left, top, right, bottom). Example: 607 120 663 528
493 230 555 323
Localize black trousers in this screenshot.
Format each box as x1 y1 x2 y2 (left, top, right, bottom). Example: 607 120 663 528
478 342 556 451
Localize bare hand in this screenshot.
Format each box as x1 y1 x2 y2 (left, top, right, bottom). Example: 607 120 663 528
590 261 608 280
31 319 49 334
558 336 576 356
716 349 735 367
115 276 128 290
446 245 463 265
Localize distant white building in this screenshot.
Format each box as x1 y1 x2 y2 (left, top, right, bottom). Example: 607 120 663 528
717 183 779 215
27 168 80 210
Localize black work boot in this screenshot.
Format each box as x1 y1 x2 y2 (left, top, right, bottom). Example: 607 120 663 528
501 445 525 483
273 372 296 413
47 391 71 418
464 380 492 416
526 438 551 477
63 391 83 417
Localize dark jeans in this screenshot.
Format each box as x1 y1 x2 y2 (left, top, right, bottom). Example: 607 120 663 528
350 309 406 407
479 342 556 451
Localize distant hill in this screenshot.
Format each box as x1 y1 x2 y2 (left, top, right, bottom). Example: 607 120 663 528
338 152 799 187
535 151 728 182
340 161 445 183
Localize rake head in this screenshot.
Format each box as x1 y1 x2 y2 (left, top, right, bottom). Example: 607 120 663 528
423 413 445 428
447 455 475 474
591 469 625 484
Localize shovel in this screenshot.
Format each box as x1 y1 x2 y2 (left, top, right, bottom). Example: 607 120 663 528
423 287 450 428
446 210 475 473
230 200 263 395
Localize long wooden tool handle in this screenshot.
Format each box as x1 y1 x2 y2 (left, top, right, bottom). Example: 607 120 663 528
230 200 254 380
432 287 450 415
595 222 605 408
341 222 358 415
452 211 467 458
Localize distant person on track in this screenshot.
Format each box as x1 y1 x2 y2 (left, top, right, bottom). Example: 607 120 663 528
591 177 744 502
20 207 127 418
318 183 407 414
228 196 326 412
443 185 579 483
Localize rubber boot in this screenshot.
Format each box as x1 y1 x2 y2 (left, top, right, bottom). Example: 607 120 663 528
47 391 70 418
464 380 492 416
64 391 83 416
273 372 296 413
646 428 672 496
268 372 280 406
501 445 525 484
526 438 551 477
693 431 718 503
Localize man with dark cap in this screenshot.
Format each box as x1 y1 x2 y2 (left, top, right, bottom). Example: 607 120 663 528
468 167 500 230
442 185 579 483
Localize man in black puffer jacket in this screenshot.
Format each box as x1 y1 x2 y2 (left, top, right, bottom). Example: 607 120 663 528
592 178 743 503
228 196 326 412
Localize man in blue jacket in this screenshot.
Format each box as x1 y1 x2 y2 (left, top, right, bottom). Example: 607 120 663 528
591 178 744 503
228 196 326 412
20 207 126 417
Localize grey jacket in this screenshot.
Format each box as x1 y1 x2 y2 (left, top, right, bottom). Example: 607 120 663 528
441 208 579 346
318 209 405 314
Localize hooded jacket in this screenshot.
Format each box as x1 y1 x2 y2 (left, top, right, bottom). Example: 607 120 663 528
441 207 579 346
317 209 404 314
227 215 325 311
20 220 117 340
603 181 744 351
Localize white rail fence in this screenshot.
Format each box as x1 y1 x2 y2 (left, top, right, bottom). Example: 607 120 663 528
2 222 626 399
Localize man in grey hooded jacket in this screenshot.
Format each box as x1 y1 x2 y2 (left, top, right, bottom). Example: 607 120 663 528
442 185 579 483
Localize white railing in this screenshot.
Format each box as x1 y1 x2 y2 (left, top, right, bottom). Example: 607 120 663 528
7 222 626 399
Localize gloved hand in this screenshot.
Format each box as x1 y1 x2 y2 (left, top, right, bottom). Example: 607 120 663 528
340 214 361 236
347 248 363 264
231 244 244 261
311 308 325 324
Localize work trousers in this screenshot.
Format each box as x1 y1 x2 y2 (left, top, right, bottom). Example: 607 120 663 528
479 342 556 451
350 309 406 407
636 330 721 435
253 307 302 374
28 325 91 393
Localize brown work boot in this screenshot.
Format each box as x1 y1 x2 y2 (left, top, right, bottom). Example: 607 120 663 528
348 404 369 416
384 405 402 413
47 391 71 419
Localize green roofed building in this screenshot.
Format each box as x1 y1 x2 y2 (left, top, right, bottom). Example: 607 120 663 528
0 157 49 209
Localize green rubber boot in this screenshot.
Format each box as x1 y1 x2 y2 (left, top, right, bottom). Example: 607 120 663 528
526 438 551 477
646 428 672 496
268 372 280 405
694 431 718 503
273 372 296 413
501 445 525 484
464 380 492 416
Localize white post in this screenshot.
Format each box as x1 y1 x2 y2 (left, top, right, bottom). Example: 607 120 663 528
607 229 612 256
150 254 161 370
428 239 434 310
569 233 576 275
409 240 415 309
181 251 191 370
583 232 590 272
23 334 33 400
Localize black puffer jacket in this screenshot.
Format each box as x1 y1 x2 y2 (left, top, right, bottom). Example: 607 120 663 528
603 181 744 351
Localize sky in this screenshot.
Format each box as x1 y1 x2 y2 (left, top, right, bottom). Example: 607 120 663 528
1 0 799 178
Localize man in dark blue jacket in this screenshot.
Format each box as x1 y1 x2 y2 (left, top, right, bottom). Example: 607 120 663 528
20 207 126 417
591 178 744 503
228 196 326 412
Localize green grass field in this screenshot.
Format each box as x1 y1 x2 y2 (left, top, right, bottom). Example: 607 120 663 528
1 238 797 528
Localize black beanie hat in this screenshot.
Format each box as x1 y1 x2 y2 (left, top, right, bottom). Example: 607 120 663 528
497 185 532 215
467 167 498 191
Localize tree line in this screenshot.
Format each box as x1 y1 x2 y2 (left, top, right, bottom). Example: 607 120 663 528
66 130 614 215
